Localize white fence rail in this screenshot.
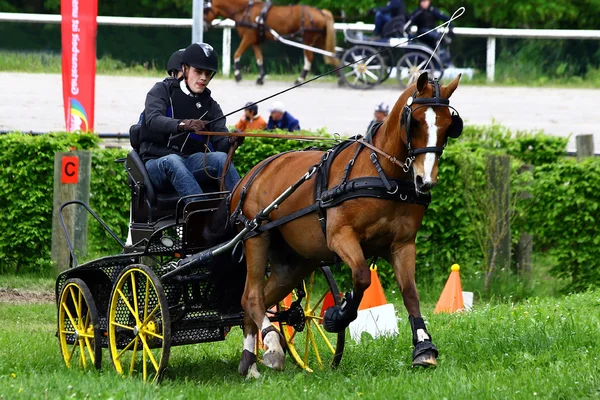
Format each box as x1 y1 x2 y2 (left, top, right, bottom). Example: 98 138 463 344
2 12 600 81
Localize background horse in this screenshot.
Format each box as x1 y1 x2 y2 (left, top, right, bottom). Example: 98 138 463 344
204 0 340 85
217 72 462 378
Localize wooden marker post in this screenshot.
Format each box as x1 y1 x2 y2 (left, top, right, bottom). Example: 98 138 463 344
51 151 91 274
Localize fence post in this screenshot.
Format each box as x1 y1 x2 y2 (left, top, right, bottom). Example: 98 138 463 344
222 26 231 77
515 164 533 277
51 151 92 274
487 154 511 273
576 134 594 160
486 36 496 82
192 0 204 43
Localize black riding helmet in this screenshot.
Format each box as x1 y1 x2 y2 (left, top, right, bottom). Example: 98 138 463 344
166 49 184 76
182 42 219 73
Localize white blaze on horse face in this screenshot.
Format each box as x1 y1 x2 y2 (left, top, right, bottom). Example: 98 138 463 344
423 107 438 183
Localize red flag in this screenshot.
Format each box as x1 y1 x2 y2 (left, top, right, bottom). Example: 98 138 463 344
61 0 98 132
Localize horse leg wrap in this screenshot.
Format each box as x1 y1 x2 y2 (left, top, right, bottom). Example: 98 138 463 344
261 325 287 354
234 60 242 82
323 291 359 333
409 315 438 362
238 349 257 376
256 63 266 85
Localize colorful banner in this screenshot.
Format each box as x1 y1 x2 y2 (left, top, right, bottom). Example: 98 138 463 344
61 0 98 132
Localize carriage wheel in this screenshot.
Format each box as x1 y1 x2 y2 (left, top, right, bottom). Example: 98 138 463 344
396 52 443 88
58 278 102 370
341 46 387 90
108 264 171 383
277 266 345 372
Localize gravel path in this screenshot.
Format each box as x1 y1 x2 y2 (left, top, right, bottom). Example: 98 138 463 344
1 72 598 151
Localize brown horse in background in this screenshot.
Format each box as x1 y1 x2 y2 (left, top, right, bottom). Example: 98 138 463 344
216 72 463 378
204 0 340 85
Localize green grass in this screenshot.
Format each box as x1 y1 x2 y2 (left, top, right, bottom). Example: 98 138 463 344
0 273 55 292
1 288 599 399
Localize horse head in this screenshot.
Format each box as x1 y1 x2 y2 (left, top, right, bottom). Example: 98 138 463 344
397 72 462 193
203 1 218 29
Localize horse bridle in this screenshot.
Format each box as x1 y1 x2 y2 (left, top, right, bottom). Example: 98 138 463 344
401 79 463 158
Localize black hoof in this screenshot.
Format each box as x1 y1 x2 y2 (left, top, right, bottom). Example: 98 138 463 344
337 79 346 87
412 341 438 368
256 77 264 85
323 305 355 333
235 74 242 83
294 79 302 85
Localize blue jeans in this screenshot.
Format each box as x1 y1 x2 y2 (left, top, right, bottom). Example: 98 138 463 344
146 152 240 198
374 11 392 36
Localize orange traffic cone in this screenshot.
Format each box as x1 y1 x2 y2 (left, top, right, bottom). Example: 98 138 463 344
434 264 464 314
358 265 387 310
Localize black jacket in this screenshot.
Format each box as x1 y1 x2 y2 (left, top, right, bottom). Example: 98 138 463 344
409 6 450 31
139 77 231 161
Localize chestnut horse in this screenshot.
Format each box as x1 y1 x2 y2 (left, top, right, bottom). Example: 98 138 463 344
222 72 462 378
204 0 340 85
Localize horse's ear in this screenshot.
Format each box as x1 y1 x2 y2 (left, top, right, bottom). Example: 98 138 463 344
417 72 428 93
444 73 462 98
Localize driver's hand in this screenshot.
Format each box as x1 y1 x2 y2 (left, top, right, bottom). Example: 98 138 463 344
178 119 206 132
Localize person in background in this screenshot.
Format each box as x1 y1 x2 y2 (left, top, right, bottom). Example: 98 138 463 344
367 102 390 134
139 42 243 198
235 101 267 132
266 101 300 132
372 0 407 38
408 0 451 48
166 49 185 79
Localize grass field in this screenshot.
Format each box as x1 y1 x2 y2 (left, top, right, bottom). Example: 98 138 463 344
1 275 599 400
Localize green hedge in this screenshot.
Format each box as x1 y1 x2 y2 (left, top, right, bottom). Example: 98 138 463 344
3 128 599 294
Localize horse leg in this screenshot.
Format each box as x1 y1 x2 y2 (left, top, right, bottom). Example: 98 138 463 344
239 316 261 378
233 35 253 83
251 44 266 85
391 243 438 368
295 49 313 85
239 235 285 375
323 227 370 333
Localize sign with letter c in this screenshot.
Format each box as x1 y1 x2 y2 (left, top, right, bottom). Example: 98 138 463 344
61 155 79 184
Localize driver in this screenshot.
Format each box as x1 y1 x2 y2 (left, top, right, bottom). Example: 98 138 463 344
139 42 243 199
373 0 407 38
408 0 451 47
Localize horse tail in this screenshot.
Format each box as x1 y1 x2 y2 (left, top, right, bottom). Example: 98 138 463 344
202 198 236 247
322 9 339 67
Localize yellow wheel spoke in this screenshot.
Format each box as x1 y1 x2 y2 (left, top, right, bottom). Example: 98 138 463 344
307 324 324 369
84 337 95 363
62 303 78 331
143 329 164 340
117 288 140 324
60 330 75 335
303 322 310 366
312 320 336 354
139 334 160 372
130 337 139 376
78 332 95 339
67 340 78 365
141 305 160 327
142 340 148 381
143 276 151 321
110 321 135 331
69 287 82 328
79 339 87 368
115 337 138 361
312 292 328 312
131 273 139 317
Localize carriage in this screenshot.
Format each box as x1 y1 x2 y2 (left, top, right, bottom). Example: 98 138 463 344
338 23 452 90
54 133 346 383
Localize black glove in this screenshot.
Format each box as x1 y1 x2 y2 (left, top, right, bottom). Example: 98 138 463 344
229 135 245 146
178 119 206 132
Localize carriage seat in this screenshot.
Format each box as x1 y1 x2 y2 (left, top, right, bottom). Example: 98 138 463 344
126 124 180 212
